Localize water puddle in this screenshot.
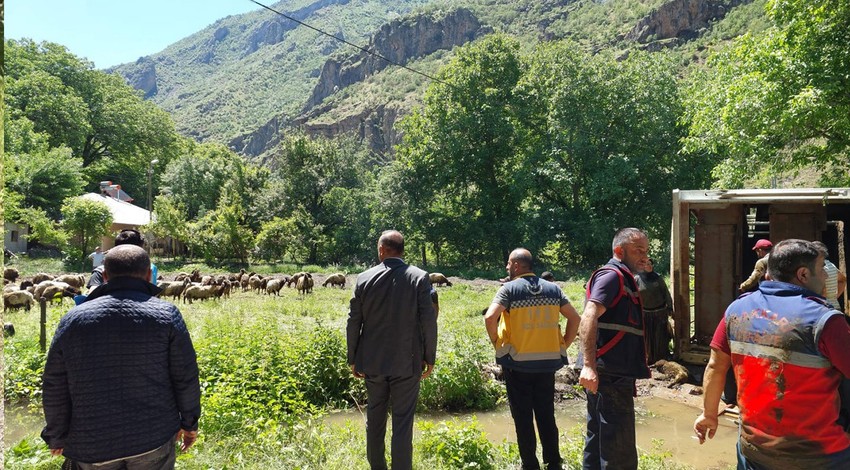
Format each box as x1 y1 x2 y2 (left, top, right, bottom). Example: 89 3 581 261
327 397 738 469
3 405 46 447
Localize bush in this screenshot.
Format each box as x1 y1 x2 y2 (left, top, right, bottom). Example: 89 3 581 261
418 418 497 469
419 339 503 411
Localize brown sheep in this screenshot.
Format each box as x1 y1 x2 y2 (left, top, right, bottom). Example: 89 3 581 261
429 273 453 287
32 272 55 285
158 279 190 301
296 273 314 295
265 278 284 296
4 290 35 312
183 284 220 304
33 281 80 303
249 274 265 293
3 267 20 282
322 273 346 289
54 274 86 290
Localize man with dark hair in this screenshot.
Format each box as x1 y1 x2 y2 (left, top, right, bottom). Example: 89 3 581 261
695 239 850 469
42 245 200 469
87 229 158 289
484 248 580 470
579 227 651 470
347 230 438 470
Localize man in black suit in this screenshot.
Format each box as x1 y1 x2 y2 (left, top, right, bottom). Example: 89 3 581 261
347 230 438 470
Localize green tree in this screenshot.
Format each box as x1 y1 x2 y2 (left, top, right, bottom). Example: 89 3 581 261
148 195 190 258
188 185 253 265
255 216 299 262
4 145 85 219
60 197 113 271
516 43 705 264
395 34 526 266
266 134 372 264
4 39 182 197
683 0 850 187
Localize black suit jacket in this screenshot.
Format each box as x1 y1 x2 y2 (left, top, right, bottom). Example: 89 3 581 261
347 257 438 377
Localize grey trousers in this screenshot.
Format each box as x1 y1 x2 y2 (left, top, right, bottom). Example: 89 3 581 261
365 374 421 470
74 439 175 470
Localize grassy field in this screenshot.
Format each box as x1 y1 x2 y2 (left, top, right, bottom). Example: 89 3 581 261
3 260 693 469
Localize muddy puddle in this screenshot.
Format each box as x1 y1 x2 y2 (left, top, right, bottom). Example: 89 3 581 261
3 405 46 447
326 397 739 469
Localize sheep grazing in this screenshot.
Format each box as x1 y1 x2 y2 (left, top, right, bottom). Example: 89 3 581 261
201 275 214 286
3 267 20 282
158 278 190 301
217 279 233 299
322 273 346 289
182 284 221 304
33 281 80 303
429 273 453 287
265 278 284 296
240 275 251 292
296 273 314 295
4 290 35 312
54 274 86 290
32 273 55 285
248 274 265 293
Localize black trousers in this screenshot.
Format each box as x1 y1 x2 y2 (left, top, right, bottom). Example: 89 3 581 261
583 375 637 470
364 374 421 470
503 368 562 470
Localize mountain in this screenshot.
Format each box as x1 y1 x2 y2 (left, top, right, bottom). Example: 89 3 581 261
111 0 767 159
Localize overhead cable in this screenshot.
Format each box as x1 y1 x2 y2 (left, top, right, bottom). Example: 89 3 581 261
247 0 454 88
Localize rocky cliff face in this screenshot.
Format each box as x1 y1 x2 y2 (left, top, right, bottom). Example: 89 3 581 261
305 8 487 110
232 7 488 158
626 0 751 46
120 57 158 99
245 0 352 55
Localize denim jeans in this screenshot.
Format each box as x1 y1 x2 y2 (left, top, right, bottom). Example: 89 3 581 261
583 375 637 470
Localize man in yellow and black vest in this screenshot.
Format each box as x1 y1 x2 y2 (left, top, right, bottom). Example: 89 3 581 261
579 228 651 470
484 248 581 470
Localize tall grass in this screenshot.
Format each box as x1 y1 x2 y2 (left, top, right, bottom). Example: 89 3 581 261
4 262 693 469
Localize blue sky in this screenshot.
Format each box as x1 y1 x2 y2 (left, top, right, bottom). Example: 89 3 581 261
5 0 267 68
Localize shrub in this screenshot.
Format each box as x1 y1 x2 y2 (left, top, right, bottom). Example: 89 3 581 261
418 418 496 469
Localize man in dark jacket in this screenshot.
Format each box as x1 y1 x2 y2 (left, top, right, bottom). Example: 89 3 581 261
347 230 438 470
42 244 200 469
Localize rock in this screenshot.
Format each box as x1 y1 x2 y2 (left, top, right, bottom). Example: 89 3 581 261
626 0 750 46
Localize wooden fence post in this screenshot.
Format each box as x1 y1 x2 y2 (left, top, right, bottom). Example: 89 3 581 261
39 297 47 353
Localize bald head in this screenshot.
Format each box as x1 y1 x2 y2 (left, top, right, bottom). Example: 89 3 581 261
103 245 151 281
378 230 405 260
506 248 533 279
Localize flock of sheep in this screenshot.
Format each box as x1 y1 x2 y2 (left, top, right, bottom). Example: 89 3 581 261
3 266 455 312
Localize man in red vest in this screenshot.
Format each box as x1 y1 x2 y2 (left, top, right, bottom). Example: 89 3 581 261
695 239 850 469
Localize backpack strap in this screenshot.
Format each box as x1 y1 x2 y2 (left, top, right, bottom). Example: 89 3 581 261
586 264 643 358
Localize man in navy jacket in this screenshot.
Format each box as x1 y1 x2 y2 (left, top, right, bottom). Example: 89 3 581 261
42 244 200 469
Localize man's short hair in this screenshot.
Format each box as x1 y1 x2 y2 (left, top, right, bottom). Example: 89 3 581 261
115 229 145 248
379 230 404 254
767 239 820 283
104 245 150 280
509 249 533 269
811 241 829 258
612 228 647 252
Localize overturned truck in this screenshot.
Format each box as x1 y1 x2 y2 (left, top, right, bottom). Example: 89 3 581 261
670 188 850 365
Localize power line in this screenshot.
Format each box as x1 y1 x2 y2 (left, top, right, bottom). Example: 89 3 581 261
247 0 454 88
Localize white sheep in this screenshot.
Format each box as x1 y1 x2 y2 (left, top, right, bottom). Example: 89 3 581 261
182 284 220 304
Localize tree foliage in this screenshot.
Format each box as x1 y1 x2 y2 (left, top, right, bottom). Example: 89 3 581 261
60 197 113 271
683 0 850 187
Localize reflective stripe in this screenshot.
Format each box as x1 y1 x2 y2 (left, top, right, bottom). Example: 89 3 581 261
598 322 644 337
730 340 833 369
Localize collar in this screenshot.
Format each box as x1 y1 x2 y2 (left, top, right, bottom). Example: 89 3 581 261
381 257 406 267
608 258 634 276
513 272 537 280
758 280 823 299
85 276 162 302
